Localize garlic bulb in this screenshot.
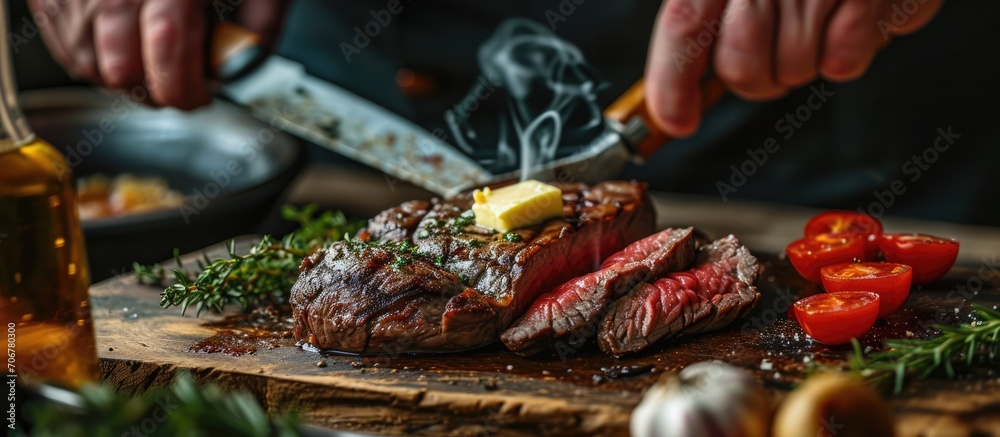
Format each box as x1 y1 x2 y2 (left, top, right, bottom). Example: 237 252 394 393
631 361 772 437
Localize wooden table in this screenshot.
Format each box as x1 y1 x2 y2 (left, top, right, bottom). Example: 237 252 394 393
92 164 1000 436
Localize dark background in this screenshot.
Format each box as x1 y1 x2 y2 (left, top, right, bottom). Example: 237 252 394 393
9 0 1000 227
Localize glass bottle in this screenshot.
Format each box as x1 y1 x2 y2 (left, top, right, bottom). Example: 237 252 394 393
0 4 99 388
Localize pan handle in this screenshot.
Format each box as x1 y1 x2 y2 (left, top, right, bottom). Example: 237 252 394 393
604 76 726 161
209 21 267 82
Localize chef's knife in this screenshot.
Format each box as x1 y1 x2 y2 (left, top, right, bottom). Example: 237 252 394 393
211 23 725 197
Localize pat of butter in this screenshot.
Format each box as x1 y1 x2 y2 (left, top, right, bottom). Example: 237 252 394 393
471 180 563 232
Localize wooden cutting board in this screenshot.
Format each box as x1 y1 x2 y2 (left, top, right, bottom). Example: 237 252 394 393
92 235 1000 436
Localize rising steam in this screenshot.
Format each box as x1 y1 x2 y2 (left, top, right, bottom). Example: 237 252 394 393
446 19 608 177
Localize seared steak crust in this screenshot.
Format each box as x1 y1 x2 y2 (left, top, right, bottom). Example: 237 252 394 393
290 243 495 354
291 181 655 353
358 200 432 242
500 228 696 356
597 235 760 356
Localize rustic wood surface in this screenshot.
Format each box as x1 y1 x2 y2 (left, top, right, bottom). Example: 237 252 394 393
92 235 1000 436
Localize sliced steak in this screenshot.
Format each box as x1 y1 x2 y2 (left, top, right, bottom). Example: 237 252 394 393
290 242 496 354
415 181 655 330
500 228 696 356
597 235 760 356
291 181 655 353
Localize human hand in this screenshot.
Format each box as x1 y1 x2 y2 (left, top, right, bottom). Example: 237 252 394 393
30 0 289 109
645 0 944 136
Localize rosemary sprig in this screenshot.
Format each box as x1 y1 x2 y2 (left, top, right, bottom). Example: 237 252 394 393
851 304 1000 394
142 205 364 316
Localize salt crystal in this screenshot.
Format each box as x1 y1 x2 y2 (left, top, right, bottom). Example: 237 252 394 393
760 360 773 371
506 365 513 371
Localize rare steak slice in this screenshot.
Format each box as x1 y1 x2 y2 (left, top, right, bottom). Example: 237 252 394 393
415 181 655 331
500 228 696 356
597 235 760 356
290 181 655 354
290 242 496 354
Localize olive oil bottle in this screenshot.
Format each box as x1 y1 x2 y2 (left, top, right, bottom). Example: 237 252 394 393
0 7 98 387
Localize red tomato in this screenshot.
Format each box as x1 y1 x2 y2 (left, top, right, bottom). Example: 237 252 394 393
804 211 883 260
793 291 880 345
786 233 867 283
820 263 912 318
877 233 959 285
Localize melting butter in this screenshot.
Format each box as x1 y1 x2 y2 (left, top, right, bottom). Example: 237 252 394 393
471 180 563 232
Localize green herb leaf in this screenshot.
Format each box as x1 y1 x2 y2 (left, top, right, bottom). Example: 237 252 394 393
154 204 364 315
851 304 1000 394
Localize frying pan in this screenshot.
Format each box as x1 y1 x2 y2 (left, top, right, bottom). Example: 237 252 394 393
21 87 306 281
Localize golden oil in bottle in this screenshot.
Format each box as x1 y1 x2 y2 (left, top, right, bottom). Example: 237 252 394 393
0 3 98 388
0 139 99 389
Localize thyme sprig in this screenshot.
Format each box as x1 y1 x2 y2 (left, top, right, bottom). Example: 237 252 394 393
850 304 1000 394
139 205 363 316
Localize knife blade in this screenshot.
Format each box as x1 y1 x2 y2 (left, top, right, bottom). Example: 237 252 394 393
220 55 494 197
211 23 724 197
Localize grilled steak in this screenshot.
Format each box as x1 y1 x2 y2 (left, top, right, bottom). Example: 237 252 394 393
413 181 655 330
500 228 696 356
291 181 655 353
597 235 760 355
358 200 431 242
289 243 495 354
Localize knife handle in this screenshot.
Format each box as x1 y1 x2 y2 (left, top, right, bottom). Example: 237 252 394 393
209 21 267 82
604 76 726 161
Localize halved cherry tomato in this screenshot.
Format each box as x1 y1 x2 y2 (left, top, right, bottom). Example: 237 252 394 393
804 211 883 260
786 233 867 283
820 263 912 318
793 291 880 345
876 233 959 285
